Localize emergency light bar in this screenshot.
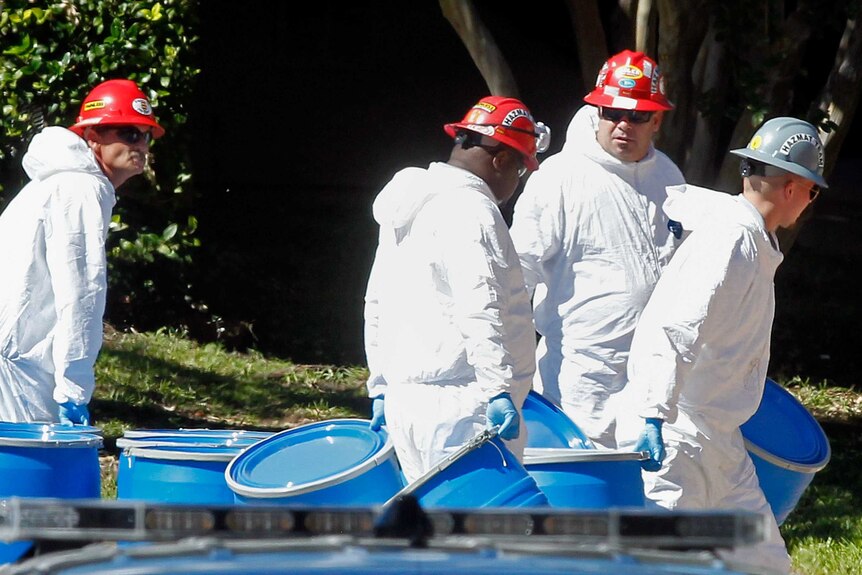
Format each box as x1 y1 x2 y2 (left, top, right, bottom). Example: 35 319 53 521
0 497 766 551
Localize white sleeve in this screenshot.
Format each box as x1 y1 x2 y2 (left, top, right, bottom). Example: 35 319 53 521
363 231 388 399
47 178 111 405
509 168 565 298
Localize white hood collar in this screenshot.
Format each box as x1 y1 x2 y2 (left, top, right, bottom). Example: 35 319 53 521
372 162 492 233
22 126 103 182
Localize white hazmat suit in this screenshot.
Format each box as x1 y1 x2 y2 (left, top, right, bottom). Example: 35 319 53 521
509 105 684 448
619 184 792 574
364 162 536 483
0 127 115 422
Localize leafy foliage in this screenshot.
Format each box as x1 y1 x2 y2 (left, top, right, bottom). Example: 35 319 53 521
0 0 205 333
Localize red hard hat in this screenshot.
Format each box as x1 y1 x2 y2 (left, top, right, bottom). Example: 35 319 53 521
444 96 549 171
583 50 673 112
69 79 165 138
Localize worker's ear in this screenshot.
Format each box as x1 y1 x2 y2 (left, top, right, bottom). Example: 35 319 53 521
783 178 796 200
82 127 100 144
651 111 663 135
491 148 514 174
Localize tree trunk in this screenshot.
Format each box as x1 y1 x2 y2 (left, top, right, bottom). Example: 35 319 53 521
779 7 862 252
654 0 710 164
686 20 728 188
563 0 609 90
438 0 519 96
635 0 658 55
809 8 862 178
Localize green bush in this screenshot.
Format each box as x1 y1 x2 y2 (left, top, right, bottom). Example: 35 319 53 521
0 0 205 331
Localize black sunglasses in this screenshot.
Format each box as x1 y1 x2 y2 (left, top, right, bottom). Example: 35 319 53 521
104 126 153 145
599 107 655 124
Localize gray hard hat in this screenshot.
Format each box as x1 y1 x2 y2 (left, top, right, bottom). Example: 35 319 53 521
730 117 828 188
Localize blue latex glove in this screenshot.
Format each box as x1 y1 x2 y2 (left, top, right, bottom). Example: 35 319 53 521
635 417 665 472
486 393 520 440
369 396 386 431
58 401 90 426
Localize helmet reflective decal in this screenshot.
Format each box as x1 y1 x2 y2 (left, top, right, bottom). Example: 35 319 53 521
83 100 106 112
461 124 496 137
642 60 653 78
502 108 532 126
132 98 153 116
615 65 644 80
781 133 824 167
595 63 609 87
749 135 763 150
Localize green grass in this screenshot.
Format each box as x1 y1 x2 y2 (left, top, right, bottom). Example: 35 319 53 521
780 379 862 574
93 329 861 573
95 326 369 435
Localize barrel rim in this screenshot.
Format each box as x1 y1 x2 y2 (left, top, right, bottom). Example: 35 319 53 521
124 444 245 462
523 448 648 464
741 378 832 471
0 421 103 435
226 418 396 498
523 391 595 449
123 428 272 439
0 431 102 448
744 438 832 473
116 436 264 450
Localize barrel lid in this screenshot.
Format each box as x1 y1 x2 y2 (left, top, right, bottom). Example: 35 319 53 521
0 429 102 448
125 444 245 462
123 428 271 439
741 378 831 471
523 447 647 465
117 434 265 450
226 419 394 498
523 391 594 449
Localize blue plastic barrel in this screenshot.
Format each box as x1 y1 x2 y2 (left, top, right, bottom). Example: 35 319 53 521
116 430 271 504
118 443 252 504
388 430 549 509
741 378 831 524
523 447 645 509
227 419 404 506
522 391 594 449
0 427 101 564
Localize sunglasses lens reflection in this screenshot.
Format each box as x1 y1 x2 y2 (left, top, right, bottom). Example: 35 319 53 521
115 127 152 144
600 108 654 124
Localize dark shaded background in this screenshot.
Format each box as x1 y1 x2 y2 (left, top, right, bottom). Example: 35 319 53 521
186 2 861 389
